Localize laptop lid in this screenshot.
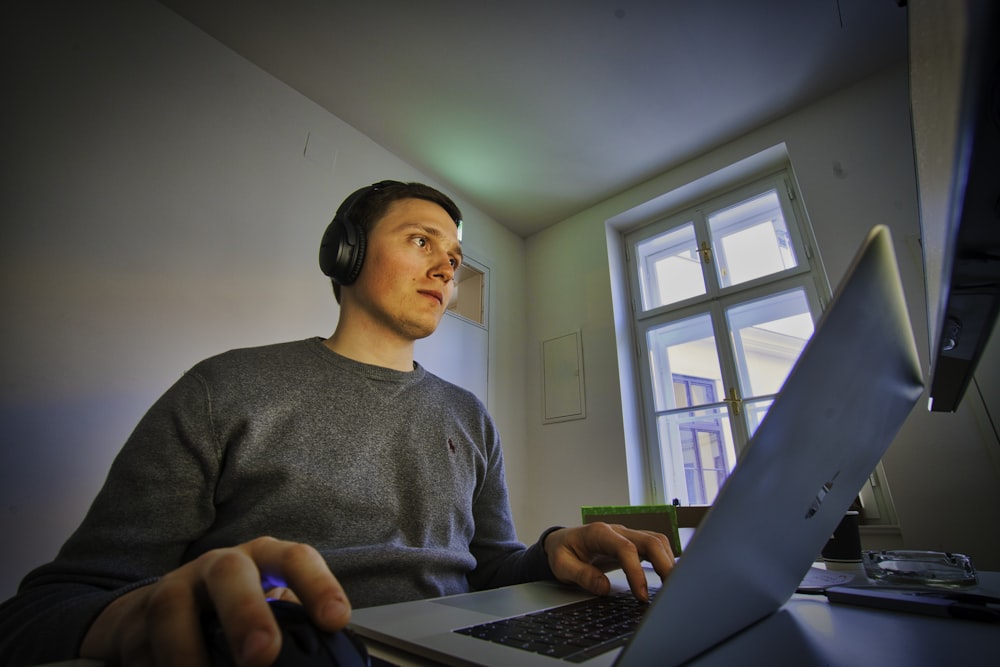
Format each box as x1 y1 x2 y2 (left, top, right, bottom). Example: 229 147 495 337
350 225 925 667
619 227 924 663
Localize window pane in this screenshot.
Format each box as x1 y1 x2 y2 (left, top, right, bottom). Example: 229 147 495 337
657 408 737 506
708 190 797 288
726 288 814 397
743 397 774 438
635 222 706 310
646 314 722 412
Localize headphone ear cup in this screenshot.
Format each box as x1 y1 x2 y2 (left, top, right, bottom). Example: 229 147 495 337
343 221 366 284
319 216 367 285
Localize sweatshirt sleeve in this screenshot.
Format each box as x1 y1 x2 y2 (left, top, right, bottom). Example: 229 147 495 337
0 371 222 665
463 409 558 590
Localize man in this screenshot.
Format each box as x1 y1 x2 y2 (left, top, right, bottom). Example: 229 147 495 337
0 181 673 666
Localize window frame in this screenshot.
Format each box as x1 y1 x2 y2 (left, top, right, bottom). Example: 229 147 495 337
622 167 895 525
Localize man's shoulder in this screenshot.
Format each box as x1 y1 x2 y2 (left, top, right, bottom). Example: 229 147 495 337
189 338 323 377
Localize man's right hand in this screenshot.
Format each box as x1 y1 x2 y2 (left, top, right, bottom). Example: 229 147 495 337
79 536 351 666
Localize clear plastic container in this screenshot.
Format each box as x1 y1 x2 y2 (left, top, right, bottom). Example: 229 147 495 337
862 550 978 587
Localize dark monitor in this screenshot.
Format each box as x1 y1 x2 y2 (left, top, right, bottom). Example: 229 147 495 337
909 0 1000 412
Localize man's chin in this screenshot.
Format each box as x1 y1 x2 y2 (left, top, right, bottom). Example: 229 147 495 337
405 315 445 341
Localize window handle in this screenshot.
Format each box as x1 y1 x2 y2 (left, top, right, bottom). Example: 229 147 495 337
698 241 712 265
724 387 742 416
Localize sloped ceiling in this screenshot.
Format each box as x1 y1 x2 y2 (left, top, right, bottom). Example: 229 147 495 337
157 0 908 236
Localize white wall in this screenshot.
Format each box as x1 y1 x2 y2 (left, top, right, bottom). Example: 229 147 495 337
521 63 1000 569
0 0 527 599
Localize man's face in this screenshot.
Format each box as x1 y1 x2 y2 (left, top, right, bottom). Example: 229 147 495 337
344 197 463 342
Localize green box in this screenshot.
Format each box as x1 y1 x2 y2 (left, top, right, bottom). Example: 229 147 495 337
581 504 683 556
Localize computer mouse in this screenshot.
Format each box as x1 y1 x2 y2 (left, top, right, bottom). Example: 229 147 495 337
204 599 370 667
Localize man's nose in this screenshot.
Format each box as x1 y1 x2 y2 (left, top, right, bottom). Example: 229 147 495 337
432 254 455 282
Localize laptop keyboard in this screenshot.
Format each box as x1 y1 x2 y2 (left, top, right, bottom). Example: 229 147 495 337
454 587 660 663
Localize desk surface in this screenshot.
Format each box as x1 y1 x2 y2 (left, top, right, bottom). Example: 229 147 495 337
695 575 999 667
363 569 1000 667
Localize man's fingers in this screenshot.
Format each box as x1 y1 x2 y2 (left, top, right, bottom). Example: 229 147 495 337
202 547 282 667
641 530 676 578
554 555 613 597
605 527 674 600
144 577 214 667
598 531 650 602
246 537 352 631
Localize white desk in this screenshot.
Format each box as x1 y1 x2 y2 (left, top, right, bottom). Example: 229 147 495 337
363 570 1000 667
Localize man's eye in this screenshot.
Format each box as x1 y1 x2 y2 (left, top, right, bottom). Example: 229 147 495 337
414 237 428 248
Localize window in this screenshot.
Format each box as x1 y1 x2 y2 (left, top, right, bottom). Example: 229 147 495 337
623 168 898 527
626 171 826 508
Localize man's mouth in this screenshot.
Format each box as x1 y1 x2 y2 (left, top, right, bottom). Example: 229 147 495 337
419 290 444 305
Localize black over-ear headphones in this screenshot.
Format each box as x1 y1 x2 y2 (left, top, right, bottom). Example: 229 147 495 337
318 181 401 285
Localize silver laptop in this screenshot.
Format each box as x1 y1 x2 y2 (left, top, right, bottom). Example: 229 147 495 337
349 225 925 667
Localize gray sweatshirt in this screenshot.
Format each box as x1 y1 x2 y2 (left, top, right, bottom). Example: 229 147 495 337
0 338 554 665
